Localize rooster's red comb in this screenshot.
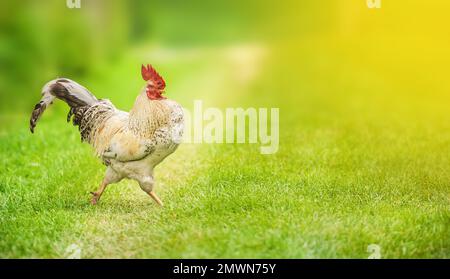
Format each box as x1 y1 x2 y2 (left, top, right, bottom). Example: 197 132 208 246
141 64 165 90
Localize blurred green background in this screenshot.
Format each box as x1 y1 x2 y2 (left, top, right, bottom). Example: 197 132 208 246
0 0 449 258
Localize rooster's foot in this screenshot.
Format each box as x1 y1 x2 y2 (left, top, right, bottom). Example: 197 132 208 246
90 192 100 205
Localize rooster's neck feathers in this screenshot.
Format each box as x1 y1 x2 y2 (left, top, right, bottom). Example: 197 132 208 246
128 92 171 138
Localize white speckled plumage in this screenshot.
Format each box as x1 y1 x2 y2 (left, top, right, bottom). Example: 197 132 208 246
30 76 184 206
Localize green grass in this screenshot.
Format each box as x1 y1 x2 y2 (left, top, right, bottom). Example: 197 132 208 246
0 43 449 258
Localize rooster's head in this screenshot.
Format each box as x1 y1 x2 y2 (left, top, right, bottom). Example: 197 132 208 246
141 64 166 100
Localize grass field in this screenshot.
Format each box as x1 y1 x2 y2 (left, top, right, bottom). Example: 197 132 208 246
0 39 449 258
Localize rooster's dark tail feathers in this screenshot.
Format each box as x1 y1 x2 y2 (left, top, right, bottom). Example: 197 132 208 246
30 78 98 133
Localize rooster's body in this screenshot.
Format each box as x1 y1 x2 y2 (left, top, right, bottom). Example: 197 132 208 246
30 65 183 205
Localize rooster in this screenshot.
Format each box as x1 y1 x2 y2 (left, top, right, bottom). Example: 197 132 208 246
30 65 184 206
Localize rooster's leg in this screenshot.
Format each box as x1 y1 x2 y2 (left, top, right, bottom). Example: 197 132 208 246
90 167 122 205
90 180 108 205
138 176 164 207
148 191 164 207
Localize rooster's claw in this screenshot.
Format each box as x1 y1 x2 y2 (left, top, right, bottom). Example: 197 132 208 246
90 192 99 205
